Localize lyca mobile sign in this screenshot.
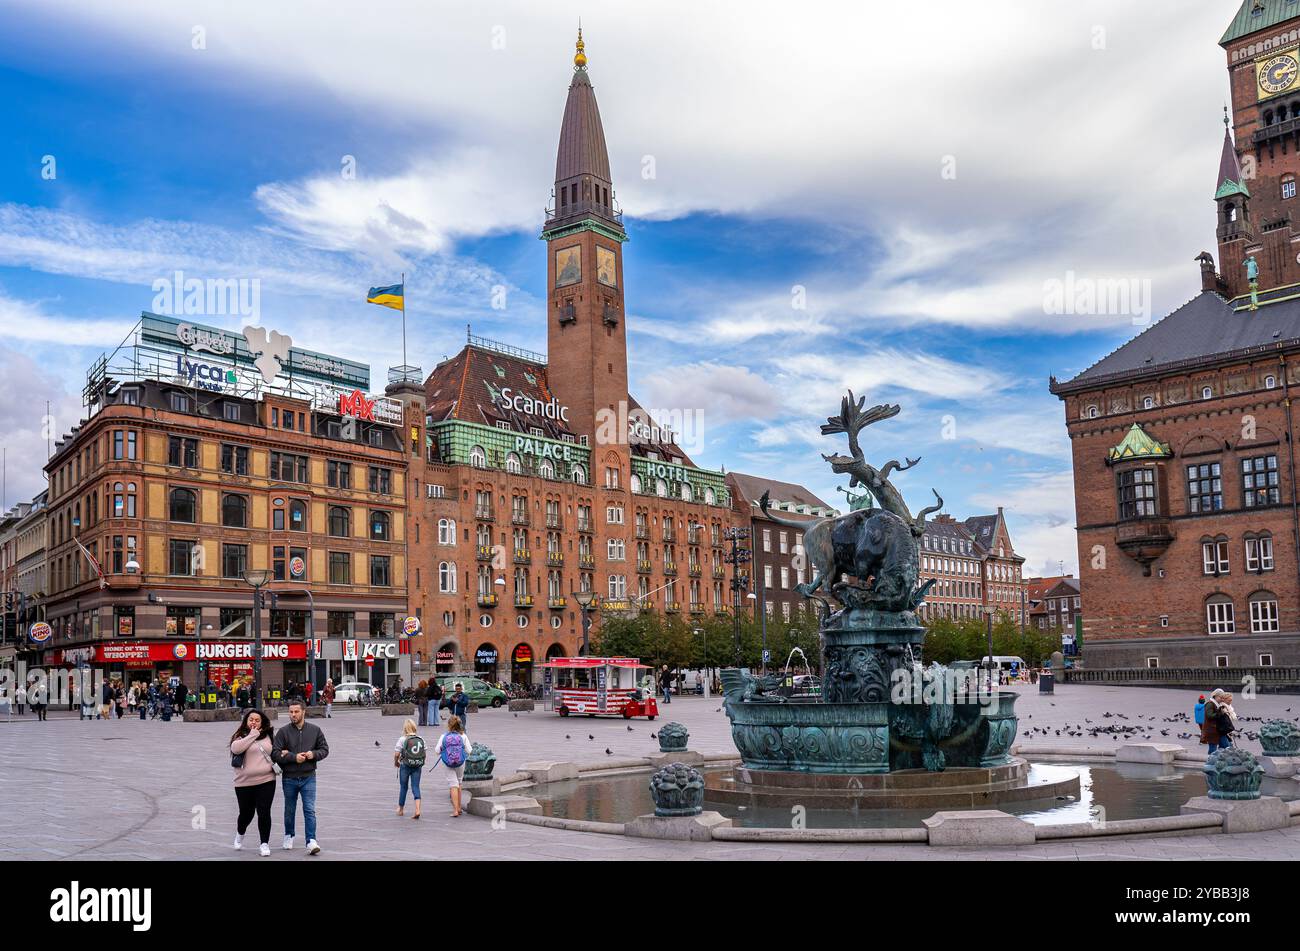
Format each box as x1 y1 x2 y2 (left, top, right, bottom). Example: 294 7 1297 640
497 387 569 423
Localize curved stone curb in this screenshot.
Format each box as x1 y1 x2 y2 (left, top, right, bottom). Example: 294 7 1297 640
711 827 927 843
504 812 626 835
1033 813 1222 840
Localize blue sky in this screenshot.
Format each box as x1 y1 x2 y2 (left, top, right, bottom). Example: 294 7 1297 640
0 0 1251 573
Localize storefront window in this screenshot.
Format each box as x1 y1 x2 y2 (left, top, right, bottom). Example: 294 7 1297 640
475 643 499 681
370 613 395 638
269 610 308 638
115 606 135 638
219 608 251 637
165 606 199 637
328 612 354 637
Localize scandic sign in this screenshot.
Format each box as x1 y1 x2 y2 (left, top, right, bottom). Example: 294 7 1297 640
96 642 309 662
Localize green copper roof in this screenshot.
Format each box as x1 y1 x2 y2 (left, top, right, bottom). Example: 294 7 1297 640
1107 424 1172 462
1215 178 1251 200
1221 0 1300 46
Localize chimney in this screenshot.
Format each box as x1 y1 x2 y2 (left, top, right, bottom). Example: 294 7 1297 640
1196 251 1218 292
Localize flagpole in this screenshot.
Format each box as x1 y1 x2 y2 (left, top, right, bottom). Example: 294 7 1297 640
401 271 407 378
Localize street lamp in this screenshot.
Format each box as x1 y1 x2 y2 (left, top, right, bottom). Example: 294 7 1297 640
241 567 270 708
982 604 996 693
723 526 752 668
572 589 596 656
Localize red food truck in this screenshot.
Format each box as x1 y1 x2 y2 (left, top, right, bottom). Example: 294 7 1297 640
542 656 659 719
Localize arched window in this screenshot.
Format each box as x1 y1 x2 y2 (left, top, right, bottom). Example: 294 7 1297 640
370 510 391 541
1087 405 1098 419
223 494 248 528
1284 174 1297 201
572 465 587 485
1249 591 1279 633
113 482 125 518
328 505 350 537
438 518 456 545
289 500 307 531
505 452 522 474
705 487 715 505
1205 594 1235 635
681 483 693 502
538 459 555 479
629 473 641 493
469 445 487 468
169 487 196 523
439 561 457 593
656 479 668 497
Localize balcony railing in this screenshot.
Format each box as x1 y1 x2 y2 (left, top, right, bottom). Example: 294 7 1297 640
637 560 653 574
688 563 702 576
476 546 494 562
514 594 534 608
712 567 725 578
663 562 677 575
513 549 531 563
474 507 494 521
548 596 566 609
689 602 704 614
662 531 676 543
635 526 650 540
477 593 498 607
545 514 563 529
577 518 593 533
511 511 529 526
547 552 564 566
665 601 681 613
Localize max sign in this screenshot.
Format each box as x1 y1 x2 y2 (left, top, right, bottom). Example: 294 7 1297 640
338 389 376 421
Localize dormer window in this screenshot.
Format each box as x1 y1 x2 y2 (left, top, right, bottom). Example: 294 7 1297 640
1086 405 1099 419
1201 386 1213 399
1265 375 1277 389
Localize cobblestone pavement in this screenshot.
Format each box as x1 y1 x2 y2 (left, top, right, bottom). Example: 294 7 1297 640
2 684 1298 861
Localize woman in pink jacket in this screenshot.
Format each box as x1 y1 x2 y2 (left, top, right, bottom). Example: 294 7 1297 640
230 708 278 855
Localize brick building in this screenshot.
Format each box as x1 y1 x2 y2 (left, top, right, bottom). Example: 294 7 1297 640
403 34 737 684
1026 575 1082 634
917 510 1028 625
726 473 838 625
1050 2 1300 669
36 314 415 691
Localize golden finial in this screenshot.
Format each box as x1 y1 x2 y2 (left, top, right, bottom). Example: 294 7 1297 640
574 23 587 69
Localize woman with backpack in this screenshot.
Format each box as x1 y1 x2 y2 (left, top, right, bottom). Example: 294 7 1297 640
433 715 472 817
229 708 278 855
393 718 425 819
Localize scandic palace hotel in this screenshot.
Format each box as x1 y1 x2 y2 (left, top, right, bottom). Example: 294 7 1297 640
1 34 1036 692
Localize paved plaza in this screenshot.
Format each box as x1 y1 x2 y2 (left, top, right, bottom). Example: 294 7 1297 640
2 683 1299 861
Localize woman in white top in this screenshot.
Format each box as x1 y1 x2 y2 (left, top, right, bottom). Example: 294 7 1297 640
433 715 472 817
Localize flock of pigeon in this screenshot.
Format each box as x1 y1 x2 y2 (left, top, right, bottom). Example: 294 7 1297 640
1018 705 1299 744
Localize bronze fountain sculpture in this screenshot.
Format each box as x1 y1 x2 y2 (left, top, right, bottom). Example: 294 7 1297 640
720 393 1024 791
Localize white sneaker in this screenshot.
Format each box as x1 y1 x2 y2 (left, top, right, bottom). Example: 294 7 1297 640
258 842 271 856
306 839 321 855
233 833 243 850
282 835 294 851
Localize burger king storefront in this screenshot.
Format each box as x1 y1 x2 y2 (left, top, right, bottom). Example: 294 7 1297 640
91 641 309 693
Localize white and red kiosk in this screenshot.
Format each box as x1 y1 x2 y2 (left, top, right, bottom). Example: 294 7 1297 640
542 656 659 719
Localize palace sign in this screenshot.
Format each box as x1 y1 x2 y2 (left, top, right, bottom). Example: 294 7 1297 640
515 435 573 462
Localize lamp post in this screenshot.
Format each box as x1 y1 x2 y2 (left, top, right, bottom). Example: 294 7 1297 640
723 526 752 668
241 568 270 708
572 589 596 656
983 604 996 693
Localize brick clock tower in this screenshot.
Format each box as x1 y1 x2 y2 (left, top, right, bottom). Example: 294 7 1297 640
1213 2 1300 297
544 30 630 476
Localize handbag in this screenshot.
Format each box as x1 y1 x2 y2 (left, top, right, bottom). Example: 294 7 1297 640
259 743 281 775
231 750 246 768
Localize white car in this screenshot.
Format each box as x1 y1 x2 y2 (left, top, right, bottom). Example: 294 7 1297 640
332 681 380 704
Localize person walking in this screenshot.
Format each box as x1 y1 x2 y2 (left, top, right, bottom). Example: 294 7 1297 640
176 680 189 716
230 708 278 856
15 681 25 716
272 698 328 854
30 679 48 721
394 718 425 819
450 682 469 731
659 665 673 705
127 683 139 716
427 678 443 725
99 679 113 720
414 681 429 727
1200 688 1233 756
321 679 335 718
433 715 471 817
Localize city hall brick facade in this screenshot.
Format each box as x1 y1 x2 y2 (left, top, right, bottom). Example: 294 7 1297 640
1052 1 1300 669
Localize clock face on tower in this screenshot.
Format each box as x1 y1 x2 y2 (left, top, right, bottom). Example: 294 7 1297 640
1258 50 1300 98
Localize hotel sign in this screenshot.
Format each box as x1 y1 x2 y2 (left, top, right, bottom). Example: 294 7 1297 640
644 461 691 484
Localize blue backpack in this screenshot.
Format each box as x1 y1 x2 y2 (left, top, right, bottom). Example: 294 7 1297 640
440 732 467 768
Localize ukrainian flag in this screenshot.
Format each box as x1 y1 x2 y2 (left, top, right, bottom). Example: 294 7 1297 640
367 283 404 311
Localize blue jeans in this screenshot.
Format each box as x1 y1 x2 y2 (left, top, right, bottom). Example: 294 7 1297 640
662 687 671 703
398 764 422 806
427 700 439 724
1207 737 1231 755
282 774 317 841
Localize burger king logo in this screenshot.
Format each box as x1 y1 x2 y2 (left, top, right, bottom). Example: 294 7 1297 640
173 643 189 660
28 621 52 643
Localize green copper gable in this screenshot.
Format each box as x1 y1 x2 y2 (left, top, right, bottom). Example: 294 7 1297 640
1221 0 1300 45
1215 179 1251 200
540 216 629 244
1107 424 1172 462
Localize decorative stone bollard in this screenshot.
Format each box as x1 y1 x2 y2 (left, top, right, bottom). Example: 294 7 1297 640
649 763 705 817
465 743 496 781
657 721 689 753
1205 747 1265 800
1259 720 1300 757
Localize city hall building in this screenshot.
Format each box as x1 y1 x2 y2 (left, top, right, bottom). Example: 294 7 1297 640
1052 1 1300 669
403 34 738 683
37 313 417 691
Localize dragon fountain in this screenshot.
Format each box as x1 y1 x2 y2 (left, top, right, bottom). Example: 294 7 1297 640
716 394 1037 807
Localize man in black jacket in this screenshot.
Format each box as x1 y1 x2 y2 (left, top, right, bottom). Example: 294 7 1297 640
273 699 329 854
